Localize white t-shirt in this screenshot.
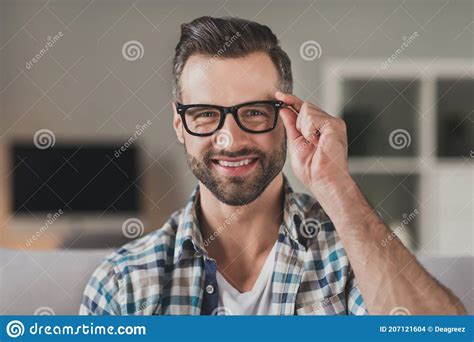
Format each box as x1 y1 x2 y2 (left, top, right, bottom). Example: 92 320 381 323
215 242 278 315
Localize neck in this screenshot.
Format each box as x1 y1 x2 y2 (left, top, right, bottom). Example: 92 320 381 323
198 173 284 260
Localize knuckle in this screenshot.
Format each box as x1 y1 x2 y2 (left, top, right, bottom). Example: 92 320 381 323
302 120 315 132
301 101 311 110
335 118 346 130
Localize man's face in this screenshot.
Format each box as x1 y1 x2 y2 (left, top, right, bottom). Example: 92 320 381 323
173 52 287 206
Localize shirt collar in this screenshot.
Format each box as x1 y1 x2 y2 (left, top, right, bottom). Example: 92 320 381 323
174 186 206 262
174 175 306 263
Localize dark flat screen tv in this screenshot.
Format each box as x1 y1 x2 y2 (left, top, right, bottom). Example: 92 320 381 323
11 143 140 213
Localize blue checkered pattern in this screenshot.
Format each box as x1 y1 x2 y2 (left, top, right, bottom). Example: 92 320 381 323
79 177 367 315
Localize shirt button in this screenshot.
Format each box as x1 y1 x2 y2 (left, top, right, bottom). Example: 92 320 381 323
205 284 215 294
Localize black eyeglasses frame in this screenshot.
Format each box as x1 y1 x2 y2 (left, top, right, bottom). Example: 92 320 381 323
175 100 284 137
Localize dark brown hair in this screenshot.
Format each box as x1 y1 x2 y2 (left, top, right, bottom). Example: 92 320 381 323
172 16 293 101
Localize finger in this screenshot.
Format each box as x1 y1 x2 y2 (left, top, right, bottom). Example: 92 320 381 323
275 91 304 112
295 101 323 132
279 107 302 143
295 101 312 132
300 112 331 143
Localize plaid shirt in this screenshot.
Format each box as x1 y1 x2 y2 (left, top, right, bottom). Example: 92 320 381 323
79 177 367 315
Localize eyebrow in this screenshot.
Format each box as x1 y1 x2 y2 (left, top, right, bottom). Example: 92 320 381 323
181 99 279 107
181 94 277 106
262 94 276 100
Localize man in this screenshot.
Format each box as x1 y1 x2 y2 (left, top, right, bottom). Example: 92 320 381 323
80 16 466 315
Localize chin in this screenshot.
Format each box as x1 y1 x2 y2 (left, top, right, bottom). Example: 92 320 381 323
209 174 275 206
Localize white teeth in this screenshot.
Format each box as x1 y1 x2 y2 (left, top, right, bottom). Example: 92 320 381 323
217 158 253 168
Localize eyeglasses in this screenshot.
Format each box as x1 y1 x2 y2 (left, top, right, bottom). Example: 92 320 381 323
175 100 283 136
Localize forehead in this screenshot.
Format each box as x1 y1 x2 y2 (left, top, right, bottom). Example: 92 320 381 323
180 52 279 106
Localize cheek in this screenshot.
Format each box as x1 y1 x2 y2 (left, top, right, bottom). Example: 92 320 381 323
184 135 212 157
253 129 286 152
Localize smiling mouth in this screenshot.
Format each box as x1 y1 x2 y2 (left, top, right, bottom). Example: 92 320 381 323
210 156 259 175
213 158 256 168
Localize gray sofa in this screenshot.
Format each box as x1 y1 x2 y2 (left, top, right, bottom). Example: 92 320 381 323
0 248 472 315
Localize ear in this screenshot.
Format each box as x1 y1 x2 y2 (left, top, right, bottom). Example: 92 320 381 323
172 102 185 144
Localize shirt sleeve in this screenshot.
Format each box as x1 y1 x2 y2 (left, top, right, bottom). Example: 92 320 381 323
79 258 122 315
346 266 369 315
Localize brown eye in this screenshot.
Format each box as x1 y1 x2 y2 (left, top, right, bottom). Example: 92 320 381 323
246 110 265 116
198 111 218 118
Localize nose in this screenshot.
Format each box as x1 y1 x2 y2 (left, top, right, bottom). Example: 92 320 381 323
215 112 251 150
